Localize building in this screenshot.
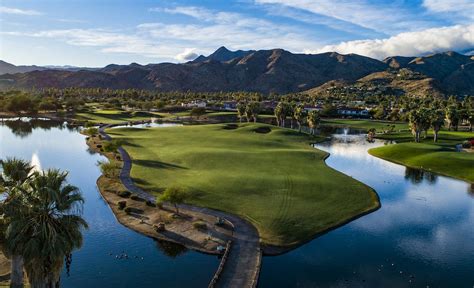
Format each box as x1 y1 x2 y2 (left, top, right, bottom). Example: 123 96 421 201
181 101 207 108
337 107 369 118
223 101 237 110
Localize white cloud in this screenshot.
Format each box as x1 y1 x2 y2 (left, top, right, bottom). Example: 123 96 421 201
0 6 42 16
254 0 429 34
423 0 474 20
150 6 214 21
175 48 199 61
309 24 474 59
2 8 321 62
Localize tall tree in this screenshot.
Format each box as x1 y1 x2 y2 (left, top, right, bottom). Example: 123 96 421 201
246 102 261 123
0 158 34 288
236 102 246 123
5 169 87 288
445 105 459 131
274 102 284 127
307 110 320 135
431 109 445 142
293 104 307 132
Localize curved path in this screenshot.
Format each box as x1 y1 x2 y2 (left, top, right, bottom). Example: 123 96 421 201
99 123 261 288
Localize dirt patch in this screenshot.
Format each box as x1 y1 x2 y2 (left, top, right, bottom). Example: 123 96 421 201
254 126 271 134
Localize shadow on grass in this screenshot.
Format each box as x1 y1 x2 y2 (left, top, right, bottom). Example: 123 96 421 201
134 159 188 170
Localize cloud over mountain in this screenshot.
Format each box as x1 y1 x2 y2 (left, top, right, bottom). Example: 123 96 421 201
310 24 474 59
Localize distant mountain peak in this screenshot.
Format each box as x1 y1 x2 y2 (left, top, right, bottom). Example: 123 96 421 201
192 46 255 63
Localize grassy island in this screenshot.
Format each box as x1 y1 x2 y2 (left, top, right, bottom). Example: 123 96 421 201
107 123 380 246
369 133 474 183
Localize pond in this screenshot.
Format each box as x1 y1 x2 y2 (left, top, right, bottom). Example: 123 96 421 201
0 118 218 288
260 132 474 287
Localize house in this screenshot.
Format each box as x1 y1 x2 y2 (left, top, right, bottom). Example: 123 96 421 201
223 101 237 110
303 105 322 112
337 107 369 118
181 101 207 108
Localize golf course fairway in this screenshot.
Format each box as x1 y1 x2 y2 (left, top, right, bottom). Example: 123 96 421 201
107 123 380 247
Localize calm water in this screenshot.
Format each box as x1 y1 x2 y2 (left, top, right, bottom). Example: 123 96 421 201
2 119 473 288
260 133 474 287
0 118 218 288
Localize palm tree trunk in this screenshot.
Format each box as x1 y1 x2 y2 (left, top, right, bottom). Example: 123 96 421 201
175 204 179 215
10 254 24 288
434 130 438 142
298 122 301 132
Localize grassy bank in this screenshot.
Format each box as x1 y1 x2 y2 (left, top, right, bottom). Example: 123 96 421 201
321 119 408 131
369 141 474 183
107 123 380 246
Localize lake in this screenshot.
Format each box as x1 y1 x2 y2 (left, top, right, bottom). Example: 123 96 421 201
1 119 472 287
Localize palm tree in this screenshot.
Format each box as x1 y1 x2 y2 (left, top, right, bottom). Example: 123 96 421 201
0 158 34 288
431 109 445 142
293 104 307 132
445 105 459 131
468 110 474 132
236 102 246 123
5 169 88 288
246 102 260 123
409 109 429 143
307 110 320 135
274 102 284 127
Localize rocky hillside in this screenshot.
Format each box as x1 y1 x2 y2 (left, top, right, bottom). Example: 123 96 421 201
0 48 473 96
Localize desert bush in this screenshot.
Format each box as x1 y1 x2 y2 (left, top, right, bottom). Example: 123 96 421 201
130 194 141 201
97 160 120 178
118 200 126 210
193 221 207 230
83 127 98 136
146 200 156 207
124 207 132 214
117 190 131 198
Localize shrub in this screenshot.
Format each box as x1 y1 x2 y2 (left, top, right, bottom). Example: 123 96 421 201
83 127 98 136
130 194 141 201
103 139 122 153
118 201 126 210
117 190 131 198
156 200 164 209
124 207 132 214
146 200 156 207
96 144 102 148
193 221 207 230
97 160 121 178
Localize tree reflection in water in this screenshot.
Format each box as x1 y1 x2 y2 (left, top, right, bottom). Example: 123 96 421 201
1 118 78 138
404 167 438 184
155 239 188 258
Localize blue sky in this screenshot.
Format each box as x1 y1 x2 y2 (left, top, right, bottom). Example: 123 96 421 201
0 0 473 66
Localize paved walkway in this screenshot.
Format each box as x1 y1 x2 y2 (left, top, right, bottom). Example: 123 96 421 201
99 123 261 288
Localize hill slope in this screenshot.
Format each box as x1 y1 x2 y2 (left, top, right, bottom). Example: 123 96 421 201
1 49 473 95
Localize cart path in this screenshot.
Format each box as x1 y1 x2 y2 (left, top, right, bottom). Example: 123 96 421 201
99 123 261 288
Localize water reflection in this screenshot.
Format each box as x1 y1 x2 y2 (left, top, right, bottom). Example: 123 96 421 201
155 240 188 258
0 119 218 288
404 167 438 184
0 117 73 138
261 133 474 288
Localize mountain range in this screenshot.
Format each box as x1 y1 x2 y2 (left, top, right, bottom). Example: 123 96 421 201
1 47 473 96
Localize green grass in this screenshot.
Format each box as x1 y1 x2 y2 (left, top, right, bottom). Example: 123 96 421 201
107 123 380 246
369 137 474 183
75 109 163 124
321 119 408 132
